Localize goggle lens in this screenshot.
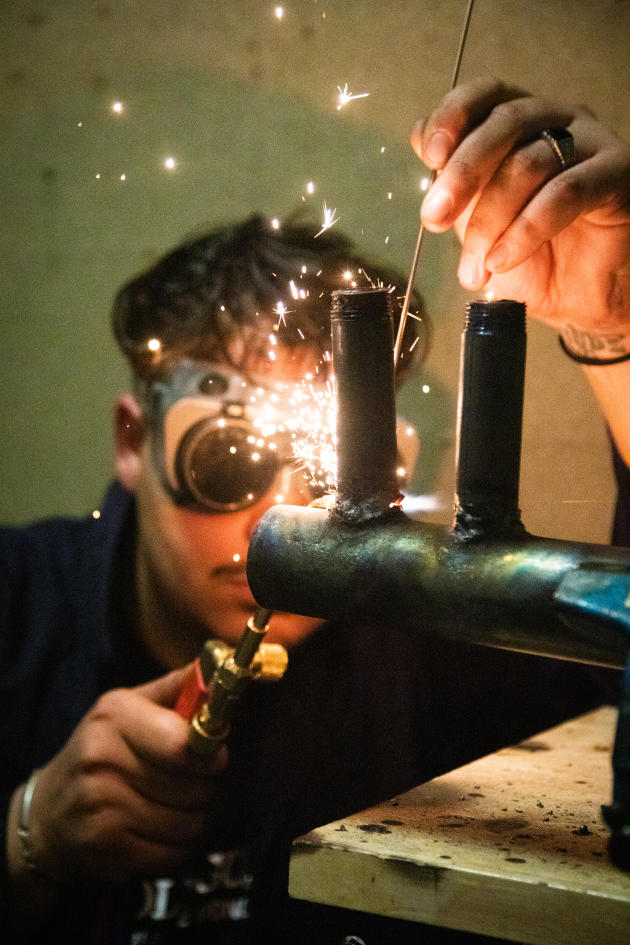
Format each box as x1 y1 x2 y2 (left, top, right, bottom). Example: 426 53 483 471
179 422 280 511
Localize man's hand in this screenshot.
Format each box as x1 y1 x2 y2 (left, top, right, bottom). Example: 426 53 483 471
412 76 630 336
8 667 225 888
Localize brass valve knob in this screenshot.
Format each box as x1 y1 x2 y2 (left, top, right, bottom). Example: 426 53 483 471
250 643 289 681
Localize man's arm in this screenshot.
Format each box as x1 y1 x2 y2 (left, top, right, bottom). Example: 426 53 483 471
4 668 224 941
583 361 630 468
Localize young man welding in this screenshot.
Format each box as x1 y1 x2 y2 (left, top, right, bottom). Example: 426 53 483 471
2 78 629 944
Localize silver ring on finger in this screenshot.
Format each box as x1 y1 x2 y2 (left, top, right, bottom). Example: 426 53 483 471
540 127 576 172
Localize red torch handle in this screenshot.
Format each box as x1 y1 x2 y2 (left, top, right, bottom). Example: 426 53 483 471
174 658 208 722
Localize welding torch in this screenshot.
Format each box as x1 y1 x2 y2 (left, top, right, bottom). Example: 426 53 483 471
175 606 288 754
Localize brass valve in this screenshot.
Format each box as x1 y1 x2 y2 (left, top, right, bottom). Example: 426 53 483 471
187 608 288 754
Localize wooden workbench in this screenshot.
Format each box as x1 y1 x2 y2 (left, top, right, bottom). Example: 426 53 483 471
289 706 630 945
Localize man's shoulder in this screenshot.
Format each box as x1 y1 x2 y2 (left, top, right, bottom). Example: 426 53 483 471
0 481 132 578
0 481 134 656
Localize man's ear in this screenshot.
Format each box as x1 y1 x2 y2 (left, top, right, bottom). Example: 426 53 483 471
114 394 147 491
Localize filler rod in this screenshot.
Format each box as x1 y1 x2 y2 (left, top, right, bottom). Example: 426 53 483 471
393 0 476 366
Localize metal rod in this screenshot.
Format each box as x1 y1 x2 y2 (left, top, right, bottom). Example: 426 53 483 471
393 0 476 366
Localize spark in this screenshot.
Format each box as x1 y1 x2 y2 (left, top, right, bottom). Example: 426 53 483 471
336 83 370 110
273 300 290 326
92 509 101 519
271 217 281 230
420 177 430 191
111 101 124 114
233 553 241 563
274 6 284 18
306 181 315 194
422 384 430 393
289 374 338 495
147 338 161 352
163 156 176 170
315 202 340 237
120 173 126 181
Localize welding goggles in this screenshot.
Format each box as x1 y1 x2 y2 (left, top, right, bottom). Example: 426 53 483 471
138 359 418 514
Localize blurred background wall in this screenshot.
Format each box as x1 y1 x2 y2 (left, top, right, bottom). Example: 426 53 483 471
2 0 628 543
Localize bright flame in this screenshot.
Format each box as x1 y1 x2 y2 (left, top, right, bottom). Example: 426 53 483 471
147 338 161 352
164 157 176 170
274 6 284 18
288 373 338 495
111 101 123 114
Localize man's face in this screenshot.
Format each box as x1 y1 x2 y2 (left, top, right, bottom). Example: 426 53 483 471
122 349 325 667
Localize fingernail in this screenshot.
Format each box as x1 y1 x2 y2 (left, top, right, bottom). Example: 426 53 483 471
421 188 452 225
424 131 451 167
411 118 425 153
486 242 509 272
458 253 484 289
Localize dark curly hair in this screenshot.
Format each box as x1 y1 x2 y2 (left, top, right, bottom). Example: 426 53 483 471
112 213 429 383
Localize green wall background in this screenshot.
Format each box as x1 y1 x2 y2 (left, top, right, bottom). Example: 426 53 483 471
2 0 629 544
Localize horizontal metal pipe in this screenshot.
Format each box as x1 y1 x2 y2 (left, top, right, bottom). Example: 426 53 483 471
247 506 630 669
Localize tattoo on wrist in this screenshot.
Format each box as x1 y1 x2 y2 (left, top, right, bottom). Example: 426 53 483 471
559 325 630 365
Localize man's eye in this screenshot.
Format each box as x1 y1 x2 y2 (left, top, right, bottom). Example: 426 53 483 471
199 372 229 396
